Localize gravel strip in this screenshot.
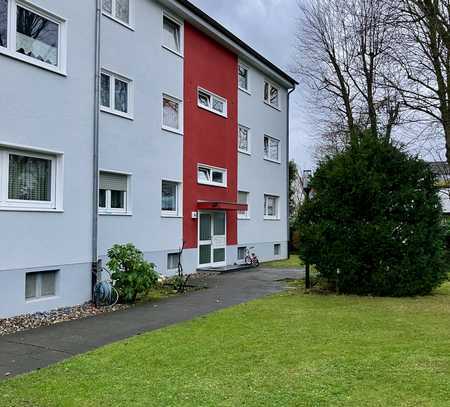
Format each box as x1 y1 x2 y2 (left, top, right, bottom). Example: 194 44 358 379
0 303 130 337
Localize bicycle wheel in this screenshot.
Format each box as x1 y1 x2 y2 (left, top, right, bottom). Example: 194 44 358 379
245 256 253 265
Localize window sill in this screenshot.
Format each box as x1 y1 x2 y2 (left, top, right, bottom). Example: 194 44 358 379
26 295 59 304
0 207 63 213
198 181 227 189
162 45 184 58
238 149 251 156
102 12 135 31
161 212 182 218
238 216 251 220
264 157 281 164
239 87 251 96
264 217 281 221
100 107 134 121
0 47 66 76
99 211 133 216
264 101 281 112
162 126 183 136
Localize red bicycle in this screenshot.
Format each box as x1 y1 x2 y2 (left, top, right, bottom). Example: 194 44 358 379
244 246 260 267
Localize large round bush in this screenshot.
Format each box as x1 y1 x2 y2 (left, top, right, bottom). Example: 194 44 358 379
297 133 447 296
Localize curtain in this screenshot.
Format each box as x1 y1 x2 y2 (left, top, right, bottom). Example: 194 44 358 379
163 98 179 129
101 74 110 108
8 154 51 201
116 0 129 24
102 0 112 14
163 17 180 51
239 127 249 151
114 78 128 113
162 181 177 211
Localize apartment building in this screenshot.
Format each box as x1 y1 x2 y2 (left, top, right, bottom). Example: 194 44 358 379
0 0 297 318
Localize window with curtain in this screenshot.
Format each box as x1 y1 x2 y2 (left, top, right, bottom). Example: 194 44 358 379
100 70 132 117
264 135 280 162
264 80 280 109
161 180 178 215
238 191 249 219
238 65 249 91
25 270 57 299
237 247 246 260
102 0 130 25
163 15 181 53
99 171 128 213
167 253 180 270
8 154 52 201
162 95 181 131
238 126 250 153
264 194 279 219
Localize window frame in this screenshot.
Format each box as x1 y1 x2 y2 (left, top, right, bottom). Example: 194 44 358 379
274 244 281 256
264 135 281 164
237 190 250 219
167 252 180 272
264 80 281 110
100 69 134 120
25 270 58 301
197 87 228 118
238 124 251 155
237 246 247 261
238 63 250 94
102 0 134 30
0 145 63 212
197 164 227 188
162 11 183 57
0 0 67 75
162 93 183 135
264 194 280 220
161 179 182 218
98 170 131 216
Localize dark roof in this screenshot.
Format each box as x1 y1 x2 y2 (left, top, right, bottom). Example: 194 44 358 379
177 0 298 87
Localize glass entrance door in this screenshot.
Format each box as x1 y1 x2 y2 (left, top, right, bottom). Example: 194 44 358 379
199 211 226 267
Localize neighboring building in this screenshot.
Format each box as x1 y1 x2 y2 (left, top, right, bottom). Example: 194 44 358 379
0 0 297 318
429 161 450 216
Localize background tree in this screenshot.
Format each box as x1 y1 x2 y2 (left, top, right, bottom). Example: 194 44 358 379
297 131 447 296
289 160 300 224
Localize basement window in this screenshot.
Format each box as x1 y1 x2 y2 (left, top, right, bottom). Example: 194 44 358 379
25 270 57 300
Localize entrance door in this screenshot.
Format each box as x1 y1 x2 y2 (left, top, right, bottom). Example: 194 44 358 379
198 212 226 267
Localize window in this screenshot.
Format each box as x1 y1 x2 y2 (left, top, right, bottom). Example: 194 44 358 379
238 191 249 219
0 148 62 210
102 0 130 26
162 94 182 133
264 80 280 109
238 125 250 154
237 247 246 261
161 180 181 216
167 253 180 271
197 88 227 118
0 1 66 73
25 270 57 300
264 194 279 220
162 14 182 55
99 171 129 214
238 64 249 92
264 135 280 163
101 70 133 118
197 164 227 187
274 244 281 256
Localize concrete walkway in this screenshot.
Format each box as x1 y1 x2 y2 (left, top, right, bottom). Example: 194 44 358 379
0 268 303 380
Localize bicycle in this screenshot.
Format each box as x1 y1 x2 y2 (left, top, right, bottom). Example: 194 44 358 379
244 247 260 267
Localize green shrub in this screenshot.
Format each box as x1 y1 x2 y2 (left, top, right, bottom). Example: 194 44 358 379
297 132 447 296
107 243 159 303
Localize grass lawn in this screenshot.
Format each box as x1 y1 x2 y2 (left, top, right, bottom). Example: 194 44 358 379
262 253 303 269
2 284 450 406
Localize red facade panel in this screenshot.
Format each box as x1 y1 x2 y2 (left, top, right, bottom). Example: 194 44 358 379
183 23 238 249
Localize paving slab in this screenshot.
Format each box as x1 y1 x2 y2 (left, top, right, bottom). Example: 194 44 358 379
0 267 303 380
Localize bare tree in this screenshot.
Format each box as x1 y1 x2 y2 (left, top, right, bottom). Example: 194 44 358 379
388 0 450 165
294 0 402 154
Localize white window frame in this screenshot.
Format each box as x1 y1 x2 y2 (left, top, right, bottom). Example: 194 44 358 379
238 125 251 155
264 194 280 220
162 93 183 135
197 87 228 118
237 190 250 219
25 270 58 301
237 246 247 261
167 252 180 272
0 144 64 212
161 10 183 57
238 63 250 94
161 179 182 218
264 135 281 164
274 243 281 256
98 170 132 216
197 164 227 188
102 0 134 30
264 80 281 110
100 69 134 120
0 0 67 75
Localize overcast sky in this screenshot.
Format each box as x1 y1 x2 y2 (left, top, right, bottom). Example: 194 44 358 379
190 0 316 172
